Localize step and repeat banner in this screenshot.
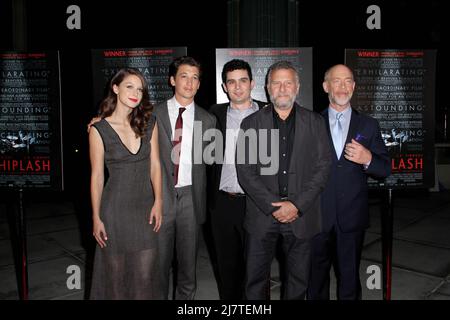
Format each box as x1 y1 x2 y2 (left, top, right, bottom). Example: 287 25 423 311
215 48 313 110
91 47 187 108
346 49 436 188
0 51 63 190
0 47 437 191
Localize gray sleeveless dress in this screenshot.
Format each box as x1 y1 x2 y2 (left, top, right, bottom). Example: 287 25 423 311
90 116 161 299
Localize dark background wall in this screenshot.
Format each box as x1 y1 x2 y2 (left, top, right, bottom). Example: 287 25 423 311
0 0 447 200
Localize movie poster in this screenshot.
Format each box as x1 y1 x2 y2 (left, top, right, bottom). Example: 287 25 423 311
91 47 187 108
346 49 436 188
215 48 313 110
0 51 63 190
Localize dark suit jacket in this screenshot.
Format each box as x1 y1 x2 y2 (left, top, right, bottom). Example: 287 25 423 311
153 99 216 225
320 108 391 233
208 100 266 212
235 103 332 239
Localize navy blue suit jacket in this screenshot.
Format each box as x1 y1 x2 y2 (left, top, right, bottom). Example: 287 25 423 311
321 108 390 233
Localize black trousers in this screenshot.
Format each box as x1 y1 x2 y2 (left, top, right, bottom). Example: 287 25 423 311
308 226 365 300
245 221 311 300
210 191 246 300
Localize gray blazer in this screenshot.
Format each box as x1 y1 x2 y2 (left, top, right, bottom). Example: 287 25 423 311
236 103 332 239
153 99 216 225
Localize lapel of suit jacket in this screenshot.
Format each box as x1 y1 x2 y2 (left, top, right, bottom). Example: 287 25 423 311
261 103 274 129
261 104 274 164
345 108 360 149
218 104 228 153
158 100 173 144
192 103 202 165
289 103 307 173
259 105 277 190
321 108 338 162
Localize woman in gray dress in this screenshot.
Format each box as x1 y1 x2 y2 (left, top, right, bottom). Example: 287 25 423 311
89 68 162 299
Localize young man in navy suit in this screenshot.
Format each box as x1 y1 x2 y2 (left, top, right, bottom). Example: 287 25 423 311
308 64 390 300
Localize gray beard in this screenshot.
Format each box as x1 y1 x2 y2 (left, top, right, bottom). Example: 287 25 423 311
270 95 296 110
329 93 352 107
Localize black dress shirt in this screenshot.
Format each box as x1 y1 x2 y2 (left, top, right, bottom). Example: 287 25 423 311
272 106 296 198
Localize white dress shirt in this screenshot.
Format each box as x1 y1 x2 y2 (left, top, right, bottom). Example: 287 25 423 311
168 96 195 187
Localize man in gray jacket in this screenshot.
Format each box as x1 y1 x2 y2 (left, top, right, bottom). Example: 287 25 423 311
236 61 332 300
153 56 216 300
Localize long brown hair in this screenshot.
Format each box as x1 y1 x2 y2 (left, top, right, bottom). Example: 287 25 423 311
98 68 153 137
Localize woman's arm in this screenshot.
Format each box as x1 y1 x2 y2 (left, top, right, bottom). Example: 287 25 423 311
149 123 163 232
89 127 107 247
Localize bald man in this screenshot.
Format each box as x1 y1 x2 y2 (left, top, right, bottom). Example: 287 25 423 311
308 64 390 300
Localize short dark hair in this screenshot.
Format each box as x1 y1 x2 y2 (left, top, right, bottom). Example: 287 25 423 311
221 59 253 83
169 56 202 79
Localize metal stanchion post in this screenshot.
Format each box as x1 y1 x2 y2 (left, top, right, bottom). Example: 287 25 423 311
17 189 29 300
382 188 393 300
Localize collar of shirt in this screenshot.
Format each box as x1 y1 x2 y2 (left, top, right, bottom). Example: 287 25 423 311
170 96 195 114
228 100 259 119
273 104 296 123
229 100 259 111
328 105 351 125
168 96 195 139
